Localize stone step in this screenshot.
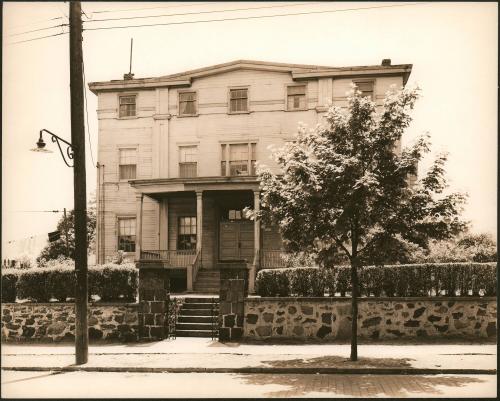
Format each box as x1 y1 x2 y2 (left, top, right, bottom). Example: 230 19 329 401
182 302 218 310
183 297 219 303
178 315 214 323
176 322 215 331
179 309 216 316
176 330 216 338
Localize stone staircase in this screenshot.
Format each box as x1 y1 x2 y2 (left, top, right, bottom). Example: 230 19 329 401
176 297 219 337
193 269 220 294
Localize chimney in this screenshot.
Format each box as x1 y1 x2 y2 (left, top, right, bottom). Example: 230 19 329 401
123 73 135 80
381 59 391 66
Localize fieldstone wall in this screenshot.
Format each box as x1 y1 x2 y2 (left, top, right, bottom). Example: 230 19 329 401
244 297 497 341
1 303 139 342
219 279 245 341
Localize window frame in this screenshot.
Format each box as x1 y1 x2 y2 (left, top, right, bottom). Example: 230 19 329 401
285 84 308 111
177 216 197 250
117 93 138 118
178 145 198 178
177 90 198 117
352 79 375 100
118 146 138 181
117 216 136 253
220 141 257 177
227 86 250 114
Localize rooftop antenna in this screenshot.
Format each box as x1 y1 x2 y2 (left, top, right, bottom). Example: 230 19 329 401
123 38 134 80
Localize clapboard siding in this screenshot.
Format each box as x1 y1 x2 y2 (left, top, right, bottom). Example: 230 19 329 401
95 66 406 262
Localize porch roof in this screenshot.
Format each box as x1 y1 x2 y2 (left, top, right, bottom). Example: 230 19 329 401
129 176 260 198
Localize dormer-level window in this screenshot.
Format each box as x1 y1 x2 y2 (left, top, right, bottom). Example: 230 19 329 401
119 95 136 117
287 85 306 110
353 80 374 100
229 88 248 113
179 92 197 116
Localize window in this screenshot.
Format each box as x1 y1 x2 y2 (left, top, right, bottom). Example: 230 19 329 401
229 88 248 113
287 85 306 110
119 95 136 117
179 92 197 116
353 81 374 100
221 143 256 176
223 209 249 220
179 146 198 178
118 218 136 252
119 148 137 180
178 217 196 250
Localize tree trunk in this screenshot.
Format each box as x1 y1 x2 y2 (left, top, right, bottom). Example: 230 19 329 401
350 258 359 361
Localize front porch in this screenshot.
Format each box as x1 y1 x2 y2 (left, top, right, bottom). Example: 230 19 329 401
131 176 287 293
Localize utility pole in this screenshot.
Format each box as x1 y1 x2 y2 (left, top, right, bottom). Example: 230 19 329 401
63 208 70 257
69 1 88 365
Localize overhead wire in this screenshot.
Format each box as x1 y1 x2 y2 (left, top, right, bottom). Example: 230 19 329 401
7 23 69 37
87 2 222 15
82 2 429 32
7 31 68 45
83 2 324 23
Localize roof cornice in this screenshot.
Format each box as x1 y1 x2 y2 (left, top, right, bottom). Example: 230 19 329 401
88 60 413 94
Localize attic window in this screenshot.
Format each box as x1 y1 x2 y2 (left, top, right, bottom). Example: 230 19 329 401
353 81 374 100
119 95 136 117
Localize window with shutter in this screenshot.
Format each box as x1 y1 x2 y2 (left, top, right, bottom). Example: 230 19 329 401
287 85 306 110
353 81 374 100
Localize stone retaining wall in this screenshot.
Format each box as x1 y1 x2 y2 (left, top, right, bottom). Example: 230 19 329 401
1 303 139 342
244 297 497 341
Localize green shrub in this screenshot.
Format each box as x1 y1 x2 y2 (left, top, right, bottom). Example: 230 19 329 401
1 269 20 302
255 269 290 297
4 262 138 302
89 263 137 301
255 262 496 298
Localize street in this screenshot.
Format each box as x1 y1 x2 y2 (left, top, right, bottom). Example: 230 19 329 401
1 370 497 398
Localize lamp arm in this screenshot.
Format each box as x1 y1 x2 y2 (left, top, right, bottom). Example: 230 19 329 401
40 129 75 168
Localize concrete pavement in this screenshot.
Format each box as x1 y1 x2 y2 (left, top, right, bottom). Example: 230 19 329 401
1 338 496 374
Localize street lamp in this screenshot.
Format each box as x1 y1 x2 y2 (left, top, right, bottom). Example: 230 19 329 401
31 127 88 365
31 129 74 167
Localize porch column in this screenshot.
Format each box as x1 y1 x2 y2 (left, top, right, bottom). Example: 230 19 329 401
249 190 261 293
196 190 203 254
135 193 144 261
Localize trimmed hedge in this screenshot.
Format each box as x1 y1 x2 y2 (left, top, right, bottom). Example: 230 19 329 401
3 263 137 302
255 262 497 297
1 269 20 302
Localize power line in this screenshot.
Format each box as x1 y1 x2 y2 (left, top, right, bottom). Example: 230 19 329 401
83 2 429 32
7 210 65 213
7 23 68 37
6 15 64 32
7 31 68 46
87 2 222 15
83 2 323 23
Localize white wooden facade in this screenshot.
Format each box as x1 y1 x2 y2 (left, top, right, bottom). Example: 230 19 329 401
89 59 411 290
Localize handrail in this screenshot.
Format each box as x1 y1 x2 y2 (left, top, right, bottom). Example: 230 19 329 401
260 249 287 269
140 249 196 267
192 248 202 287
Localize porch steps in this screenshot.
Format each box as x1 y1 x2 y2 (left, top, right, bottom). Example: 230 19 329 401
176 297 219 338
193 270 221 293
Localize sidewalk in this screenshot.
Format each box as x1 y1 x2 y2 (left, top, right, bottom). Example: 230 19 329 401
1 339 497 374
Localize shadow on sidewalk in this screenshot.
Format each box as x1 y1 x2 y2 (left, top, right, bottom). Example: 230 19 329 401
260 355 414 369
237 373 487 397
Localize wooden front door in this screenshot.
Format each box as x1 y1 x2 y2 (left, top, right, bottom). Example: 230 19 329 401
219 221 254 262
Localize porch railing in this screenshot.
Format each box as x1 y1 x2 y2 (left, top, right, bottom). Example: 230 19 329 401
260 250 288 269
140 249 196 267
192 248 202 287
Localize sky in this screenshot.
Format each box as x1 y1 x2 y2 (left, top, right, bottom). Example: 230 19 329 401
2 1 498 255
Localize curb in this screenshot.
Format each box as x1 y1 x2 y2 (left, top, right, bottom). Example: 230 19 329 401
2 366 497 375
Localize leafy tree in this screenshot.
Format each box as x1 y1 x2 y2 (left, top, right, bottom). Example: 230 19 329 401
255 84 467 360
37 195 96 265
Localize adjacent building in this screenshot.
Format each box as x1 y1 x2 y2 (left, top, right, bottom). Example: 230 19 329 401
89 59 412 292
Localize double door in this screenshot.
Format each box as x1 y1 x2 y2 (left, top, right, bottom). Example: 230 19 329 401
219 220 254 262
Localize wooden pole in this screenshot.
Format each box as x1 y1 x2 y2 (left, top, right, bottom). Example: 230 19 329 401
63 208 70 257
69 1 88 365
